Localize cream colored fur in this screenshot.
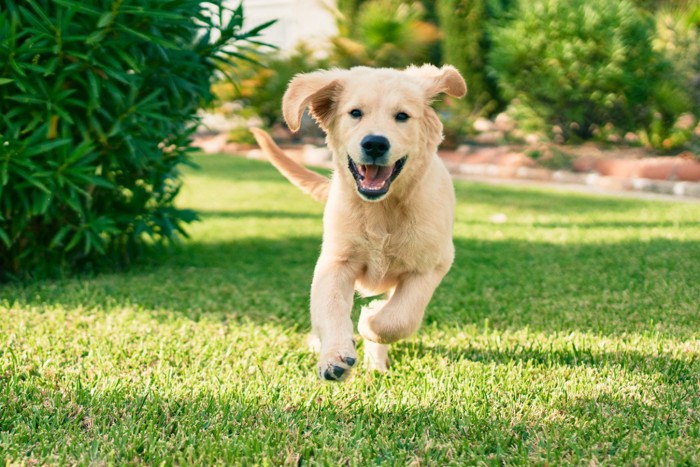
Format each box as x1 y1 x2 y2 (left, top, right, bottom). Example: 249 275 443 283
251 65 466 380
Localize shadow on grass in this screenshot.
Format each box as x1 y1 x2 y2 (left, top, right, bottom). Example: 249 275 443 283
398 339 699 385
198 209 322 220
6 233 699 339
429 237 700 339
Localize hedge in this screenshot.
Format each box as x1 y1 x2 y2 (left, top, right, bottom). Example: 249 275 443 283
0 0 272 280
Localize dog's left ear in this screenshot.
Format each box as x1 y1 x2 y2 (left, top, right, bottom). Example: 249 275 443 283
404 64 467 99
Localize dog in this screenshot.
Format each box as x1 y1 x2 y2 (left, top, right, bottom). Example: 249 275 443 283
250 64 466 381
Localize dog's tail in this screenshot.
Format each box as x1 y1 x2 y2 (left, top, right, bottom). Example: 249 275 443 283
250 128 330 203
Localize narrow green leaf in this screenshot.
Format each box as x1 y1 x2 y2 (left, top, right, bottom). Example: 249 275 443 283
0 227 10 248
242 19 277 37
52 0 102 16
64 230 82 252
7 94 46 105
23 138 72 157
49 225 73 249
86 29 108 45
97 11 115 28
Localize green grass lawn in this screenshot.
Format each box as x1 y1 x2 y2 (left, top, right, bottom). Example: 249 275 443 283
2 154 700 464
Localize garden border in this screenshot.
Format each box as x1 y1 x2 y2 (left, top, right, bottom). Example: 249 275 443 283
193 135 700 200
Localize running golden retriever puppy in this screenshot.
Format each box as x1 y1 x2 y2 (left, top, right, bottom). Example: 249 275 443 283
251 65 466 381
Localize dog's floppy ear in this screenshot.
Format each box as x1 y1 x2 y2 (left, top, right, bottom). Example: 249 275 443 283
404 64 467 99
283 70 344 132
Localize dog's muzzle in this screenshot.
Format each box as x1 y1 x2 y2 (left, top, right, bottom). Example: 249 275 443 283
347 156 407 200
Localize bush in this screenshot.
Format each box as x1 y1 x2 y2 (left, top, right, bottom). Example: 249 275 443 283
635 5 700 150
437 0 513 112
0 1 271 280
654 7 700 117
489 0 684 143
631 0 698 13
331 0 440 68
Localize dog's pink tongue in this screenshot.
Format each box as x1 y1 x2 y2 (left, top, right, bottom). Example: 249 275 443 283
361 164 392 190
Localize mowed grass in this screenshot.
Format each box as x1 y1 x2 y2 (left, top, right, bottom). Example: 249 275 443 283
2 154 700 464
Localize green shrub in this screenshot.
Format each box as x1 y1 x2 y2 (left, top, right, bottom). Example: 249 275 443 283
0 0 271 280
654 7 700 117
337 0 442 63
489 0 683 142
331 0 440 68
336 0 367 37
437 0 513 112
631 0 698 13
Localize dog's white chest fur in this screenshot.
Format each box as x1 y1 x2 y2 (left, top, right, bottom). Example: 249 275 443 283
323 180 452 296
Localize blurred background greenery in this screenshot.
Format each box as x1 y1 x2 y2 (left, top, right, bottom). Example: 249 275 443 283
215 0 700 152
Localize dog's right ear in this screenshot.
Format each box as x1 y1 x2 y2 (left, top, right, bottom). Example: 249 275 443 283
283 70 343 133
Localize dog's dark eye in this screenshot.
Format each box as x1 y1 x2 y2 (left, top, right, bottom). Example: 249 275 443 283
349 109 363 119
395 112 410 122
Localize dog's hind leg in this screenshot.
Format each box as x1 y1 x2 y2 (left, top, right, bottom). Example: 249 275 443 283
358 267 447 345
362 325 390 373
311 256 361 381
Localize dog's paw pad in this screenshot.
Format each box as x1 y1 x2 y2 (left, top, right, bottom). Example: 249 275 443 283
317 347 358 382
319 363 351 381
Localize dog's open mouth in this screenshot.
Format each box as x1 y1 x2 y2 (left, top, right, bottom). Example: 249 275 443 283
348 156 407 200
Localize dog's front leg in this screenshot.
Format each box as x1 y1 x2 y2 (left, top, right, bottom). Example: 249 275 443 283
358 267 447 345
310 256 360 381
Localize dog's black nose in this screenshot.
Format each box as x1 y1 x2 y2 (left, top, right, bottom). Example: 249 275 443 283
361 135 390 159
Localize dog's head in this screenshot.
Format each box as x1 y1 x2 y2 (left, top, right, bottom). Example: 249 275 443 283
282 65 466 202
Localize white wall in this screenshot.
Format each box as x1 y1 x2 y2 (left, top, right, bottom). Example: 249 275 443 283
237 0 338 53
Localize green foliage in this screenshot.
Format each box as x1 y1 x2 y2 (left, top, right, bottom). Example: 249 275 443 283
631 0 699 12
336 0 367 36
331 0 440 68
212 44 327 128
630 5 700 150
654 8 700 117
227 125 258 145
0 0 272 280
488 0 686 143
437 0 513 111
